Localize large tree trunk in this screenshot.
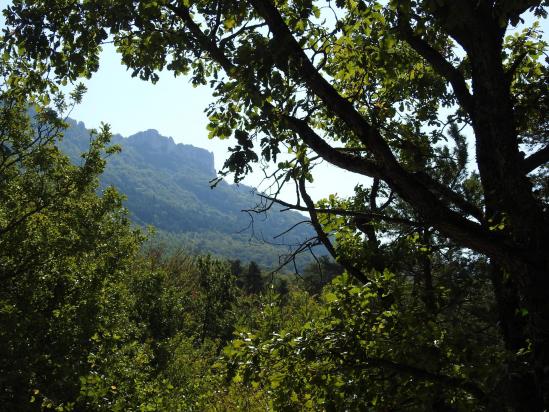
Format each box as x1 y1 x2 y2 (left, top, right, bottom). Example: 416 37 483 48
519 263 549 409
490 263 540 410
467 23 549 409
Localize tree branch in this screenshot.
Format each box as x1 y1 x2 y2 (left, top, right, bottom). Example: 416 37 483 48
523 145 549 173
259 194 421 227
299 175 370 283
414 172 485 222
219 23 267 49
166 0 537 272
280 114 381 178
505 51 528 84
396 16 475 117
249 0 531 268
494 0 545 22
347 352 487 402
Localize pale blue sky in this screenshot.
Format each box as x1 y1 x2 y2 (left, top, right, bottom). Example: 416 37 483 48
1 1 546 202
0 0 359 200
64 45 364 200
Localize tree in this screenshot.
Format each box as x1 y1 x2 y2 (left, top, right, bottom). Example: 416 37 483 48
79 251 241 411
302 255 343 295
3 0 548 408
223 270 503 411
0 50 239 411
243 261 264 294
0 80 145 407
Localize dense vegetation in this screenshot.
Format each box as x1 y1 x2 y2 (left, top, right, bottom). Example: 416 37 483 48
1 0 548 410
0 99 503 409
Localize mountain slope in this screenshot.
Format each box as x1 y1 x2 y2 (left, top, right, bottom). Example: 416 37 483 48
59 120 319 268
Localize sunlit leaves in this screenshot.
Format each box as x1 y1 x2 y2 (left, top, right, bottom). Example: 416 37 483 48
221 271 502 410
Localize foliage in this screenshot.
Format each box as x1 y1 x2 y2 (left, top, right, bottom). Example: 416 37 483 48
2 0 549 408
301 256 344 295
241 261 264 294
72 252 241 411
0 75 312 410
222 270 504 411
0 80 142 408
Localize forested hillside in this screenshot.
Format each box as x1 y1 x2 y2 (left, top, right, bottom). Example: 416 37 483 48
60 120 319 268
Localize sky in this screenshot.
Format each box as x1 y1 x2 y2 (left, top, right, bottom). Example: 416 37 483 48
0 0 369 202
1 1 546 202
64 41 368 201
63 42 365 201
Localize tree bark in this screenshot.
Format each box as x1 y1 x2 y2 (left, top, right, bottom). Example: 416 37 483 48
466 19 549 409
490 263 540 410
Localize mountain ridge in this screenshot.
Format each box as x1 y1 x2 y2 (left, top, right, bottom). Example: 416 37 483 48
59 120 321 268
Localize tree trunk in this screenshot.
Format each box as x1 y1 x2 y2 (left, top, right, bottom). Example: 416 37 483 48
467 24 549 409
490 263 540 410
520 263 549 409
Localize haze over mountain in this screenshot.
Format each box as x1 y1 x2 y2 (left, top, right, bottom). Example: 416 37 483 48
59 120 320 268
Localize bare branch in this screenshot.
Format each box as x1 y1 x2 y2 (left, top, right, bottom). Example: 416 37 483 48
259 194 421 227
272 220 311 240
298 175 370 283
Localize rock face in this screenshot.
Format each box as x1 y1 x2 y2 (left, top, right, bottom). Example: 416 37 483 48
59 120 320 267
119 129 217 177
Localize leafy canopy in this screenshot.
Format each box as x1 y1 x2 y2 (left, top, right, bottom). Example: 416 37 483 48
3 0 548 408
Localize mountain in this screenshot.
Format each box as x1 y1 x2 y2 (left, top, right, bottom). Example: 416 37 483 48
59 120 321 268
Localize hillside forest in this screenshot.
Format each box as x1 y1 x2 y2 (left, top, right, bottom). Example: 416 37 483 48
1 1 548 411
58 121 323 270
